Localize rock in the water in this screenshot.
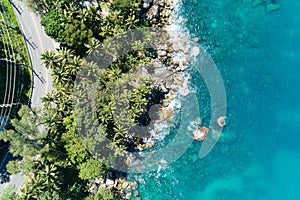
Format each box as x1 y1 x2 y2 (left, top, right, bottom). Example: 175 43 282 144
146 143 153 148
191 46 200 57
184 46 190 54
134 190 139 197
193 126 209 141
125 193 132 199
217 116 226 127
130 181 138 190
194 37 201 42
162 99 170 107
266 3 280 12
137 144 144 151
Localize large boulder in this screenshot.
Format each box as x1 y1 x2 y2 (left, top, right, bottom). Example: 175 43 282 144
122 181 130 189
125 193 132 199
193 126 209 141
105 179 114 185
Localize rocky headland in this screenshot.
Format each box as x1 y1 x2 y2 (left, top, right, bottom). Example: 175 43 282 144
90 0 204 199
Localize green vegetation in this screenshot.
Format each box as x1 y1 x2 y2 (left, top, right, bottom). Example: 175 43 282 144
85 188 115 200
0 185 17 200
38 0 145 55
0 0 159 199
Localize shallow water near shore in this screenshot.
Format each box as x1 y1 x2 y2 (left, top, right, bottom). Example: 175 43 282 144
129 0 300 199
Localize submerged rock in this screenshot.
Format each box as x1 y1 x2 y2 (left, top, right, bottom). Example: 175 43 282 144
251 0 263 7
266 3 280 13
134 190 139 197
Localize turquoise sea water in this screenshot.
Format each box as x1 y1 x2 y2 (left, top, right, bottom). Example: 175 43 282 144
129 0 300 199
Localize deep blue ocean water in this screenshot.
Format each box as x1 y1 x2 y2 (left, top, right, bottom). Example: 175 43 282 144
129 0 300 199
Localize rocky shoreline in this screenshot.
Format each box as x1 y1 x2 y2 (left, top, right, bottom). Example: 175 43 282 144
139 0 202 143
90 0 203 199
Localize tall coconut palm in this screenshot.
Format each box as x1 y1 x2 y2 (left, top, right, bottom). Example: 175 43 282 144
67 55 81 76
41 50 58 69
43 109 63 134
41 91 56 110
36 161 62 191
85 37 100 55
61 3 78 25
107 67 122 81
57 47 75 66
19 160 62 199
51 67 69 87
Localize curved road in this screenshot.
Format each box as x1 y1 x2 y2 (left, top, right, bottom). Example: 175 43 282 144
0 0 56 192
12 0 57 107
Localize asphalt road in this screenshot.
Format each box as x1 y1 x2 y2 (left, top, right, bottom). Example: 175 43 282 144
11 0 57 108
0 0 57 192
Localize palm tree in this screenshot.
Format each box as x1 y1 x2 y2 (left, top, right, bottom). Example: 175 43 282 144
42 109 63 134
55 85 73 114
107 68 122 81
85 38 100 55
20 161 62 199
51 67 69 87
124 11 140 29
41 50 58 69
67 55 81 76
57 47 74 66
108 140 126 157
98 101 116 124
61 3 78 25
41 91 56 110
36 162 62 191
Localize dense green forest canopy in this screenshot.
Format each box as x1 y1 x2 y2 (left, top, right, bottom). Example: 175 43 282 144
0 0 161 199
27 0 146 55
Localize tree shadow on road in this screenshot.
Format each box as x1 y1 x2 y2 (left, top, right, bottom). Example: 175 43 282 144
0 169 10 184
